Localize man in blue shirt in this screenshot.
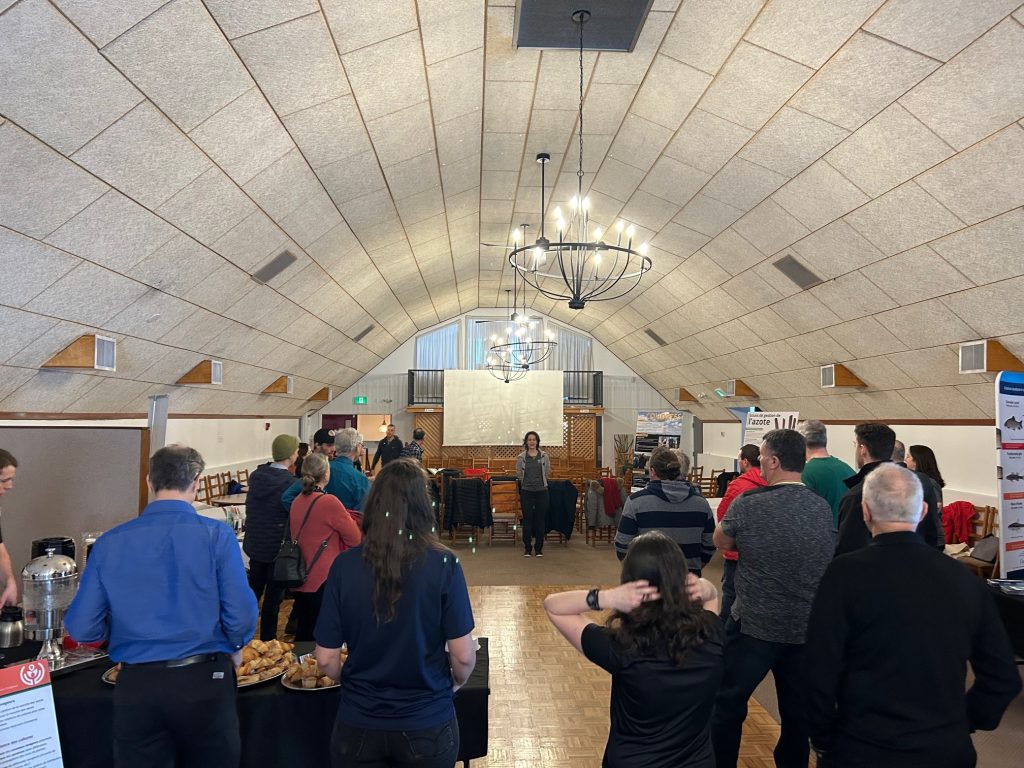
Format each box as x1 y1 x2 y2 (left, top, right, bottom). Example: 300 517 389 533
284 427 370 512
66 445 257 768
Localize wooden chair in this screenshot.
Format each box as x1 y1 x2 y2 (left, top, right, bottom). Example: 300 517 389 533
600 467 612 478
706 469 723 498
236 468 250 484
472 458 490 469
201 474 225 505
488 480 520 545
568 458 588 474
959 506 999 579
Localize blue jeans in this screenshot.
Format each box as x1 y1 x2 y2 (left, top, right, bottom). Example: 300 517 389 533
712 618 810 768
331 717 459 768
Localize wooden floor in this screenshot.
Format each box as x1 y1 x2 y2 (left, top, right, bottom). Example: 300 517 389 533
278 582 799 767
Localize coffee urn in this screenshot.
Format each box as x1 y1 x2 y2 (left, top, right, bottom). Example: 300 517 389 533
22 548 78 668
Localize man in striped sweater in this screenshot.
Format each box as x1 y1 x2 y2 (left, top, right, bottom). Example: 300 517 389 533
614 446 716 574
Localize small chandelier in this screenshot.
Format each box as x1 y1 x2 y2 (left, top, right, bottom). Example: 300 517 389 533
485 357 529 384
486 289 557 375
508 9 652 310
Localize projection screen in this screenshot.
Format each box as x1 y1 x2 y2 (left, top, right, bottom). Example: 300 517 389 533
443 370 564 446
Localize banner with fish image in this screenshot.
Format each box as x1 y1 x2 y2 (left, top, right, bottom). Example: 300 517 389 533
996 371 1024 578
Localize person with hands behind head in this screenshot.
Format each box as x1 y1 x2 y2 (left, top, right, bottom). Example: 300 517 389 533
0 450 21 606
545 531 723 768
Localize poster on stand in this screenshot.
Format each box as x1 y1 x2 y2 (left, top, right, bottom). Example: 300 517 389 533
633 410 686 492
0 660 63 767
996 372 1024 578
741 412 799 447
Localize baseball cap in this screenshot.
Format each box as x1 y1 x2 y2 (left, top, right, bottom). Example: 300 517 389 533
312 428 335 446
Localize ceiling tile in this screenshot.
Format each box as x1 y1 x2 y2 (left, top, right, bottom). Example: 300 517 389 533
639 156 710 208
102 0 252 132
771 160 869 230
213 209 288 271
231 13 349 117
532 50 597 111
703 228 764 276
440 155 481 197
318 149 388 206
184 261 255 313
809 271 898 322
0 0 142 154
591 158 645 203
785 329 852 366
745 0 884 68
915 124 1024 225
772 291 842 334
157 167 256 243
899 385 987 419
939 276 1024 339
45 190 175 272
861 245 974 304
72 103 210 210
204 0 319 40
0 123 109 239
630 55 712 130
367 102 436 165
791 219 884 279
930 208 1024 285
188 88 295 186
956 381 999 415
0 370 102 413
282 96 373 169
674 194 745 238
481 132 526 171
843 356 918 390
738 107 849 178
825 104 955 197
279 191 343 247
702 158 789 212
650 222 709 260
343 31 429 122
722 269 785 312
738 306 799 344
659 0 764 75
824 316 907 358
428 48 485 126
242 149 321 221
864 0 1020 62
608 114 673 172
677 251 731 292
850 390 923 419
484 6 539 82
844 182 964 256
698 42 814 132
0 307 59 363
419 2 484 66
875 298 979 348
619 191 679 232
591 9 672 84
128 233 225 295
664 109 754 175
731 199 809 257
888 347 990 387
322 0 418 54
104 288 198 341
395 186 445 225
25 261 147 325
790 31 938 131
0 228 81 308
483 80 535 134
158 307 231 348
51 0 169 47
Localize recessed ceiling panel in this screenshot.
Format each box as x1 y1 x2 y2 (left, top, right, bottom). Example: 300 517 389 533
516 1 653 52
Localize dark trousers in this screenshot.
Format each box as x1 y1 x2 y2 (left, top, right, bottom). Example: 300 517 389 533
519 489 549 554
720 559 737 622
331 717 459 768
712 618 810 768
292 584 325 641
114 655 239 768
248 558 286 641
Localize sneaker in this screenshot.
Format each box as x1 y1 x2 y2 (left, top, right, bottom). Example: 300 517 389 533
524 552 532 557
536 552 544 557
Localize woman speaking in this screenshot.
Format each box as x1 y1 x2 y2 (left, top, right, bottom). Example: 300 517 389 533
516 431 551 557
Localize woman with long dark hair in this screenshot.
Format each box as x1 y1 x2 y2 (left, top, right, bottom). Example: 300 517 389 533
516 430 551 557
289 453 362 640
545 531 722 768
907 444 946 507
314 459 476 768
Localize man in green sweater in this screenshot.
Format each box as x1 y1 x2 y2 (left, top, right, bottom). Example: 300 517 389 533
798 420 854 527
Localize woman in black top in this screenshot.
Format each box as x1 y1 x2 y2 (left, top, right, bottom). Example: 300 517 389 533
907 444 946 508
544 531 723 768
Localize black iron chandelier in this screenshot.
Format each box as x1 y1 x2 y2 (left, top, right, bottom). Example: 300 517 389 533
484 288 557 382
508 9 652 310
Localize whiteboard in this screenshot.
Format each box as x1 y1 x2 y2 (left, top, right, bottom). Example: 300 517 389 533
443 370 564 446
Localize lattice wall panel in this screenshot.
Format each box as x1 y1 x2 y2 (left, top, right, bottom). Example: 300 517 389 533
413 412 443 460
567 414 596 460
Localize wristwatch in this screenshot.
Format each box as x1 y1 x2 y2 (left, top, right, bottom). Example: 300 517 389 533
586 588 601 611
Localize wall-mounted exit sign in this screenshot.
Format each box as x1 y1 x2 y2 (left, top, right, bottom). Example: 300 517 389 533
353 396 367 405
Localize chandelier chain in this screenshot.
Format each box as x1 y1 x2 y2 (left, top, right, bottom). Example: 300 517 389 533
577 15 584 183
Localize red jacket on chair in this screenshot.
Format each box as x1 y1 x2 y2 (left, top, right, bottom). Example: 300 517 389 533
943 501 975 545
716 468 768 562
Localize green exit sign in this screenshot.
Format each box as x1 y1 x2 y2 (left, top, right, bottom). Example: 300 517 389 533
353 396 367 405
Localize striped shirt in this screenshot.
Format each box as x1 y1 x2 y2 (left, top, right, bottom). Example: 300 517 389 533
614 480 716 574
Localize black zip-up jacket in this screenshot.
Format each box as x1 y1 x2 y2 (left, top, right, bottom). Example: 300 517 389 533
241 463 295 563
371 435 404 470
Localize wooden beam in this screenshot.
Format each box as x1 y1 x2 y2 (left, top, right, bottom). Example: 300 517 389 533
307 386 331 402
563 406 604 414
984 340 1024 372
41 335 98 369
177 360 218 385
678 387 698 402
262 376 292 394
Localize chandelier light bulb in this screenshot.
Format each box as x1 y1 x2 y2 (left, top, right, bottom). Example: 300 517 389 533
512 228 521 243
615 219 625 233
639 242 649 256
626 224 636 239
570 195 579 210
594 252 602 265
553 206 562 220
582 197 591 210
593 226 603 240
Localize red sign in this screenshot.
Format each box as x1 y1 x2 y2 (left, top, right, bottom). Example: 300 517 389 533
0 659 50 697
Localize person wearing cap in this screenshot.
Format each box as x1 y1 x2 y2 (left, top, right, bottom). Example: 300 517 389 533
243 434 300 640
282 427 336 510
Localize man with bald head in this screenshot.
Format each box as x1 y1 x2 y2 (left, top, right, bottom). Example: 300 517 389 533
805 464 1021 768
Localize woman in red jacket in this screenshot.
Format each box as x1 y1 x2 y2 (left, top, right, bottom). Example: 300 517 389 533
289 453 362 640
715 444 767 622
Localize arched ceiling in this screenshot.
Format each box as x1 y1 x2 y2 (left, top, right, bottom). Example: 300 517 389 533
0 0 1022 419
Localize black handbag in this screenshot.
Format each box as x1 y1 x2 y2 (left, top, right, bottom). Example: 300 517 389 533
273 494 330 587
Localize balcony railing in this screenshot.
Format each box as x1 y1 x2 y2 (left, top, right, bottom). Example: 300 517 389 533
407 370 603 407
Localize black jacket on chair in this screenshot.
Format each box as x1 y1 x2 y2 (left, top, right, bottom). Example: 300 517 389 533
241 463 295 563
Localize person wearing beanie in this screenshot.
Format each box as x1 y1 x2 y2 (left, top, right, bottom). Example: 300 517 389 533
243 434 300 640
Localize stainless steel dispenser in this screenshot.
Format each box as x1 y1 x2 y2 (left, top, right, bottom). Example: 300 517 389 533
22 548 78 668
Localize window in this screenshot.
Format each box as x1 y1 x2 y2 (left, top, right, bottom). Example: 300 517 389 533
415 323 458 369
545 323 593 371
466 318 510 369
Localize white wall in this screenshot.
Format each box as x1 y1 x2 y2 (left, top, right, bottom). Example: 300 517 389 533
698 421 997 505
165 417 300 474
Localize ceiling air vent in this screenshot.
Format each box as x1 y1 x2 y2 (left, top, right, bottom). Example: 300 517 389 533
820 364 835 388
251 249 297 284
644 328 668 347
210 360 223 385
352 324 375 343
41 333 117 372
958 340 1024 373
960 341 988 373
773 254 822 290
93 335 117 371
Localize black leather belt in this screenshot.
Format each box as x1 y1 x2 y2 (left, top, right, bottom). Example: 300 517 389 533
122 653 222 669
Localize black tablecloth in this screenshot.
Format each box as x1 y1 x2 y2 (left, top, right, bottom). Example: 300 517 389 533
51 638 490 767
989 586 1024 659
